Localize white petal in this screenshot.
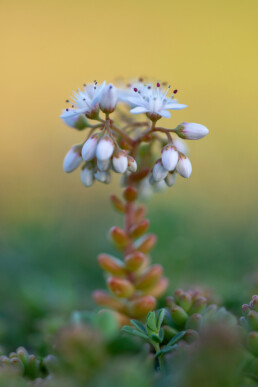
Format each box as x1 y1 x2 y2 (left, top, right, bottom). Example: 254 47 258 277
166 103 188 110
161 145 179 171
96 136 114 161
159 109 171 118
176 156 192 178
130 106 149 114
63 147 82 173
152 159 168 182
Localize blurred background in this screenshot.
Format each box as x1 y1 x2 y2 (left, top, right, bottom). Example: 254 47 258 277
0 0 257 351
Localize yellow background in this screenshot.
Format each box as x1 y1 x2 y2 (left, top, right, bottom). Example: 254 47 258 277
1 0 258 224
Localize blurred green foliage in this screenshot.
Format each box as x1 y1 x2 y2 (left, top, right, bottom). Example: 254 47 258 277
0 200 257 355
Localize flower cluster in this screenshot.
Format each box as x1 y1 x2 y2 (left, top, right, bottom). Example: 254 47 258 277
61 78 209 193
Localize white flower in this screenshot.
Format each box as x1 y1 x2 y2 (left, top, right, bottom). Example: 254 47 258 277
177 122 209 140
161 144 179 171
60 81 106 121
112 150 128 173
125 82 187 119
165 172 177 187
176 155 192 178
81 166 94 187
96 136 115 161
99 84 118 114
81 134 99 161
94 170 111 184
60 109 88 130
63 145 82 173
127 156 137 172
152 159 168 182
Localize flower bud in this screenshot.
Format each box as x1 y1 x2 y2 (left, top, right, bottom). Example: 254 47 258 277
247 310 258 330
63 145 82 173
177 122 209 140
129 219 150 239
251 295 258 312
112 150 128 173
161 144 179 171
127 156 137 172
94 170 111 184
136 234 157 254
185 313 202 331
176 154 192 178
124 251 146 271
99 84 118 114
247 331 258 357
96 136 115 161
108 277 134 298
97 158 111 171
165 172 177 187
81 134 99 161
81 166 94 187
136 265 163 290
110 194 125 213
145 277 169 298
60 110 88 130
173 138 189 155
98 254 126 276
93 290 125 312
127 296 156 318
179 293 193 312
110 226 130 249
171 306 188 326
123 186 138 202
190 297 207 314
152 159 168 182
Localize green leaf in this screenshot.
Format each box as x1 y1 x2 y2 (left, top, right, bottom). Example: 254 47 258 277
151 333 162 343
159 328 164 342
146 311 157 332
167 331 186 346
122 326 149 341
130 319 147 333
155 344 178 357
156 309 166 331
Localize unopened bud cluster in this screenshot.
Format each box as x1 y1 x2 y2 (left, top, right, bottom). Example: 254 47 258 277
241 295 258 378
93 187 168 323
61 78 209 192
0 347 55 381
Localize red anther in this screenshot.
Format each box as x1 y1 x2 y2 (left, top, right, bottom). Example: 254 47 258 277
66 108 69 111
139 77 144 82
157 82 160 87
134 88 138 92
173 89 178 94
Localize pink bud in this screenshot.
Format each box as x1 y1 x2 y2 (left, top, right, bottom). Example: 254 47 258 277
63 145 82 173
177 122 209 140
112 150 128 173
96 136 114 161
152 159 168 182
176 155 192 178
99 84 118 114
161 144 179 171
81 134 98 161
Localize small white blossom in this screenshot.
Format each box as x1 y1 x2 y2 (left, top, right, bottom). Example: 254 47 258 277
60 110 88 129
152 159 168 182
161 144 179 171
165 172 177 187
176 155 192 178
96 136 115 161
81 166 94 187
99 84 118 114
63 146 82 173
177 122 209 140
60 81 106 121
125 82 187 119
94 170 111 184
112 150 128 173
81 134 99 161
127 156 137 172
